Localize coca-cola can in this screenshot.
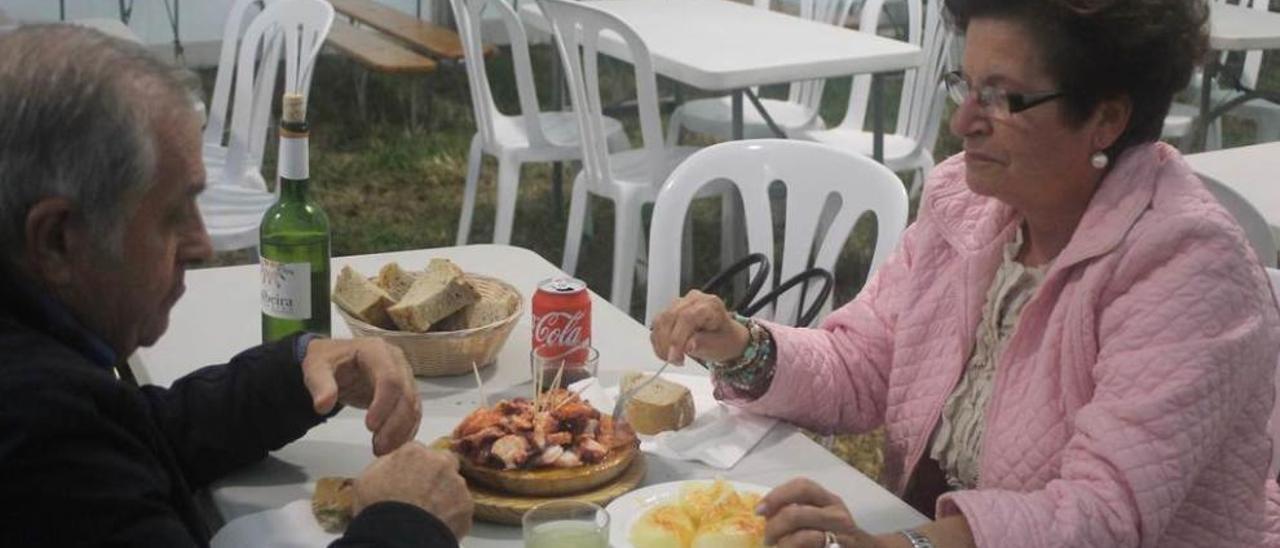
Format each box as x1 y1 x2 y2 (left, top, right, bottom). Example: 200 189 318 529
532 277 592 366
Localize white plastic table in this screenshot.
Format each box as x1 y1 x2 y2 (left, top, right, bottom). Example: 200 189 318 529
1185 142 1280 245
130 244 926 546
1189 2 1280 150
519 0 921 161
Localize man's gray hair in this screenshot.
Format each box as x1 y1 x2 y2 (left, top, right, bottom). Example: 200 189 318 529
0 25 195 260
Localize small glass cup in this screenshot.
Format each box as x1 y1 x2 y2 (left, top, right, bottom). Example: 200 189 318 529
522 500 610 548
530 346 599 391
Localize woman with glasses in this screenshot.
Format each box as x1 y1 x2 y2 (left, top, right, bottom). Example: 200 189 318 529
650 0 1280 546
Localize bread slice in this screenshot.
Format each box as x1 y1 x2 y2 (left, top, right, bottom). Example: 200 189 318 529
375 262 419 301
332 266 395 329
312 477 355 534
621 372 696 435
386 262 481 332
432 280 518 331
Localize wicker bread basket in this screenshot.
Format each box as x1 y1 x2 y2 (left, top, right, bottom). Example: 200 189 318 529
335 275 523 377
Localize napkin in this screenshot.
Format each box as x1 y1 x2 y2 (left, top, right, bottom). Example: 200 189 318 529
211 499 337 548
572 373 777 469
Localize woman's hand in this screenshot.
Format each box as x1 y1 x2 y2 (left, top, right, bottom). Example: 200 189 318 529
758 478 883 548
649 290 750 364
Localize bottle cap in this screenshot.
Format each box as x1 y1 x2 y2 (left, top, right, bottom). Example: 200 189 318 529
282 93 307 123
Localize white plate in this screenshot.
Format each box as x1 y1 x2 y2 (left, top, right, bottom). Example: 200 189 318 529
604 479 771 548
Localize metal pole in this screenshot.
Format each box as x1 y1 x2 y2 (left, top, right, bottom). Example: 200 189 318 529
871 73 885 163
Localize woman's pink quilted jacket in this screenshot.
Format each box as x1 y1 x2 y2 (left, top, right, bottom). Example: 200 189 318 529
737 143 1280 546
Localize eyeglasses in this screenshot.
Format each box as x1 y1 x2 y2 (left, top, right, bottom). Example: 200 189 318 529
942 70 1065 118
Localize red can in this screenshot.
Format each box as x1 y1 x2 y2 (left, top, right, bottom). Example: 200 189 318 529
532 277 592 365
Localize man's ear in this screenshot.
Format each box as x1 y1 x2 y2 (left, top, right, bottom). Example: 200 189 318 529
23 197 85 287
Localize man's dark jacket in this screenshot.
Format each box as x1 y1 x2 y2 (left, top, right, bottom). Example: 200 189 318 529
0 277 458 547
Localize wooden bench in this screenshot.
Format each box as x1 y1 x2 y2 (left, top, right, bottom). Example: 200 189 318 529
326 18 439 127
330 0 496 62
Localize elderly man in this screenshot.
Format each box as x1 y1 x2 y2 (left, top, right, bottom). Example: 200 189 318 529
0 25 472 547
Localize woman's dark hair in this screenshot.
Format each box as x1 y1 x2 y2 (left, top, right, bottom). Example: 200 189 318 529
943 0 1209 159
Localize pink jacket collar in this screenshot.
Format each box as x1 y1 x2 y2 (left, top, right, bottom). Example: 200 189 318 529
922 142 1175 272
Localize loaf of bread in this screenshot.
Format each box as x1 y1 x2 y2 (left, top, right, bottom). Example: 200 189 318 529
621 372 696 435
432 279 519 331
386 260 480 332
332 265 395 329
376 262 419 301
311 477 355 534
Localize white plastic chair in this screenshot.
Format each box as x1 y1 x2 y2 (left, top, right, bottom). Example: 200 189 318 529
645 139 909 325
542 0 711 312
791 0 949 199
198 0 333 252
663 0 860 144
1199 174 1279 268
451 0 629 246
1165 0 1280 149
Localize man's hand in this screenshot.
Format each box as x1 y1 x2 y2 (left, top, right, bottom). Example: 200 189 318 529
353 442 474 539
301 338 421 456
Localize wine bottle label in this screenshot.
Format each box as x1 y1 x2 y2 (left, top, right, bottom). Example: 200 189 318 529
278 136 309 180
261 257 312 319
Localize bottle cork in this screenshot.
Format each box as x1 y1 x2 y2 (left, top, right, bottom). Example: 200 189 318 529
282 93 307 123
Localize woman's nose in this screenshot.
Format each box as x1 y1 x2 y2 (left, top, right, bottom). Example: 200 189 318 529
949 95 990 138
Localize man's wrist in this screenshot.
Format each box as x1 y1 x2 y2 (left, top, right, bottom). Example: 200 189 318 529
293 332 325 365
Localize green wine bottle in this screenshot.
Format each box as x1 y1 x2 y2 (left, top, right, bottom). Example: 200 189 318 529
260 93 331 342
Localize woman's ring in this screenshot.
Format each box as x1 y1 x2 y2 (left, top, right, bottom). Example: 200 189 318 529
824 530 841 548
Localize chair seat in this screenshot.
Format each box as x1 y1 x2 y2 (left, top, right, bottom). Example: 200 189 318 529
490 111 626 153
795 128 928 173
674 95 824 139
1162 102 1201 138
586 146 703 199
198 183 276 252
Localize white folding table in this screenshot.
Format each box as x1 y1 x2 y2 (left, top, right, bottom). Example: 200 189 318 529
130 244 926 546
1185 141 1280 245
518 0 921 162
1189 2 1280 150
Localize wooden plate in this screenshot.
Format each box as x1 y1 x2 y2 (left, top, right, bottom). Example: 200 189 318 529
431 438 647 525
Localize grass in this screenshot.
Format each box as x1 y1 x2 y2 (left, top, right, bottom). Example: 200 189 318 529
200 38 1280 483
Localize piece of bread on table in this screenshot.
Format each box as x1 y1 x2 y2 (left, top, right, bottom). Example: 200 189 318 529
333 266 395 329
375 262 419 301
622 372 696 435
432 279 518 331
312 477 355 534
386 261 480 332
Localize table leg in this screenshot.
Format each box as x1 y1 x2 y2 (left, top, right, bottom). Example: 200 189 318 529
871 73 885 163
1190 55 1218 152
732 89 745 141
745 88 786 138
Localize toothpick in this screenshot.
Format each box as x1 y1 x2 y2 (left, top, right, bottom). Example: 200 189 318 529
550 359 567 394
552 378 594 412
471 361 487 408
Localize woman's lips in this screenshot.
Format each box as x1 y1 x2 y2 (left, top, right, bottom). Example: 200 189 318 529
965 150 1002 164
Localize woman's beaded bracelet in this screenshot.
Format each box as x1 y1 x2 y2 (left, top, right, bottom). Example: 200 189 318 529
705 314 778 397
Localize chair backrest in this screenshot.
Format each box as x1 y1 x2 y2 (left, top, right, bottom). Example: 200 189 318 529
783 0 862 112
204 0 269 147
645 140 909 325
223 0 333 190
542 0 666 186
1200 174 1278 268
836 0 949 157
451 0 549 149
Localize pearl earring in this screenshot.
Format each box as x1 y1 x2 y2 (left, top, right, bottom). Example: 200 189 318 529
1090 151 1109 169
